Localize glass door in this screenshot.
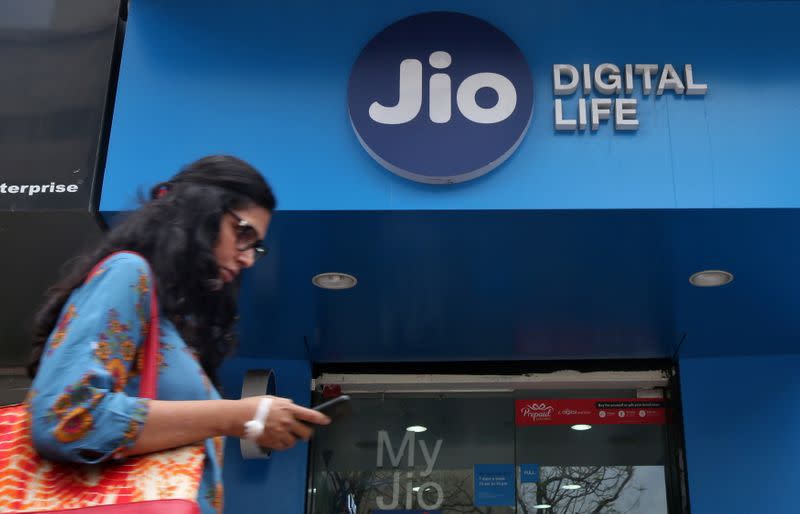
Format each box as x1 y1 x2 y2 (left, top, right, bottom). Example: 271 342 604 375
307 387 670 513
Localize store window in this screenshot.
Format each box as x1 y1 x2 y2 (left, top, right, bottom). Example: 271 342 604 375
307 386 671 514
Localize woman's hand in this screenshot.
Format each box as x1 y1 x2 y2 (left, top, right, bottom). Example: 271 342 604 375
240 396 331 451
124 396 330 457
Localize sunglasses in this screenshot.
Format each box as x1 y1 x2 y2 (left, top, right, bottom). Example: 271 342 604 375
226 209 268 260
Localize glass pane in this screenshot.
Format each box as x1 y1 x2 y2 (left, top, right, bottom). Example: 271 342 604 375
308 388 671 513
308 393 516 514
514 390 669 513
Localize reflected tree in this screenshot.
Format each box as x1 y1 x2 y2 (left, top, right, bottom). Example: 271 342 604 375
517 466 636 514
315 468 513 514
314 466 637 513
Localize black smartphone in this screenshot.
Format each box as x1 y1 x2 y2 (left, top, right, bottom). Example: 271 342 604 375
312 394 352 422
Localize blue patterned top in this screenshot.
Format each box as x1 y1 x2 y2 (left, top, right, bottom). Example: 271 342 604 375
29 252 224 514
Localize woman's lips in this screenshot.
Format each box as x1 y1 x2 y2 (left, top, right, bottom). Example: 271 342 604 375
220 267 236 282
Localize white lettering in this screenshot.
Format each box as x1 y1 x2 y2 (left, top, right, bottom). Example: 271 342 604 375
550 63 706 130
554 99 576 131
417 481 444 510
404 472 414 508
369 59 423 124
553 64 579 95
429 73 451 123
594 63 622 95
370 54 517 125
657 64 685 95
615 98 639 131
684 64 708 95
429 51 452 123
457 72 517 124
377 430 414 468
624 64 634 94
418 438 443 476
591 98 612 131
578 98 588 130
0 182 78 195
582 64 592 95
376 472 400 510
634 64 659 95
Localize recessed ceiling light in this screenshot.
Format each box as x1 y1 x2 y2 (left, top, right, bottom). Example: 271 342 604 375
571 424 592 431
689 270 733 287
406 425 427 433
534 505 552 510
312 272 357 290
562 484 582 490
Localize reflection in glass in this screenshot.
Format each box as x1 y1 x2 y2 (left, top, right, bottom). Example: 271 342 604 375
307 390 670 513
517 466 667 514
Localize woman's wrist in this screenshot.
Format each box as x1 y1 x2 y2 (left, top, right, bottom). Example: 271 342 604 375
218 399 254 438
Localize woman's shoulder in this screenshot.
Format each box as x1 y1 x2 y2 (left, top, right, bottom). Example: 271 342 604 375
86 251 152 286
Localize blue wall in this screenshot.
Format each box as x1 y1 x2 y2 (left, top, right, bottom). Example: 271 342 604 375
218 357 312 514
98 3 800 513
102 0 800 213
680 354 800 513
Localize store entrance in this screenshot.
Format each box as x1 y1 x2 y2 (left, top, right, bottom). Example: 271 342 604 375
307 371 681 514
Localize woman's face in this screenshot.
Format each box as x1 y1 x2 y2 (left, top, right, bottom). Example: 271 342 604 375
214 205 272 283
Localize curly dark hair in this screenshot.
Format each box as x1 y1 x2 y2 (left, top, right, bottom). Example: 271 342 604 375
28 155 276 383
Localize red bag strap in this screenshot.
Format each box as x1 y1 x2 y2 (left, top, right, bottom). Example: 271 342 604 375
86 251 159 399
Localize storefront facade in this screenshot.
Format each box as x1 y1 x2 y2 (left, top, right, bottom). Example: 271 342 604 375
5 0 800 512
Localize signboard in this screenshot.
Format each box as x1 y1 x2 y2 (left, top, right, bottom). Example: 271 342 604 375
520 464 540 484
0 0 120 211
348 11 533 184
516 398 666 426
473 464 515 506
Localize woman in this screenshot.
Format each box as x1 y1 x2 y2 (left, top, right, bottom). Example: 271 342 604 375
26 155 328 513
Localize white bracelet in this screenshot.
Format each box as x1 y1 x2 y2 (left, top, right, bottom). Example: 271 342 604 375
243 397 273 441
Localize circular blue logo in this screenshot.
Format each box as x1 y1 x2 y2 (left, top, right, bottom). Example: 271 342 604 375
348 12 533 184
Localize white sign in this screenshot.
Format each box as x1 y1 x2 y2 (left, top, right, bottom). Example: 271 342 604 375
552 63 708 131
376 430 445 510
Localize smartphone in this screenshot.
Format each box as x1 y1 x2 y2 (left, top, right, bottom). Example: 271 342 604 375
312 394 352 422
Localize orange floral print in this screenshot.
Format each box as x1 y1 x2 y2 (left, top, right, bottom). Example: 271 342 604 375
120 339 136 362
47 305 77 355
94 340 112 361
109 318 127 335
134 271 151 340
54 407 94 443
106 359 128 392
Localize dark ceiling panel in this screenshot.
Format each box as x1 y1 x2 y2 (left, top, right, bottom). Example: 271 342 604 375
233 209 800 364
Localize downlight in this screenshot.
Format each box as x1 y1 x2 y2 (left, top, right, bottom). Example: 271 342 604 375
312 272 357 290
689 270 733 287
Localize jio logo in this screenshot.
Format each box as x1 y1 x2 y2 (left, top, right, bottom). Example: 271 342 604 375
348 12 533 184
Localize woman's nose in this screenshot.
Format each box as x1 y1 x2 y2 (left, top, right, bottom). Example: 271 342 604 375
237 249 255 268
